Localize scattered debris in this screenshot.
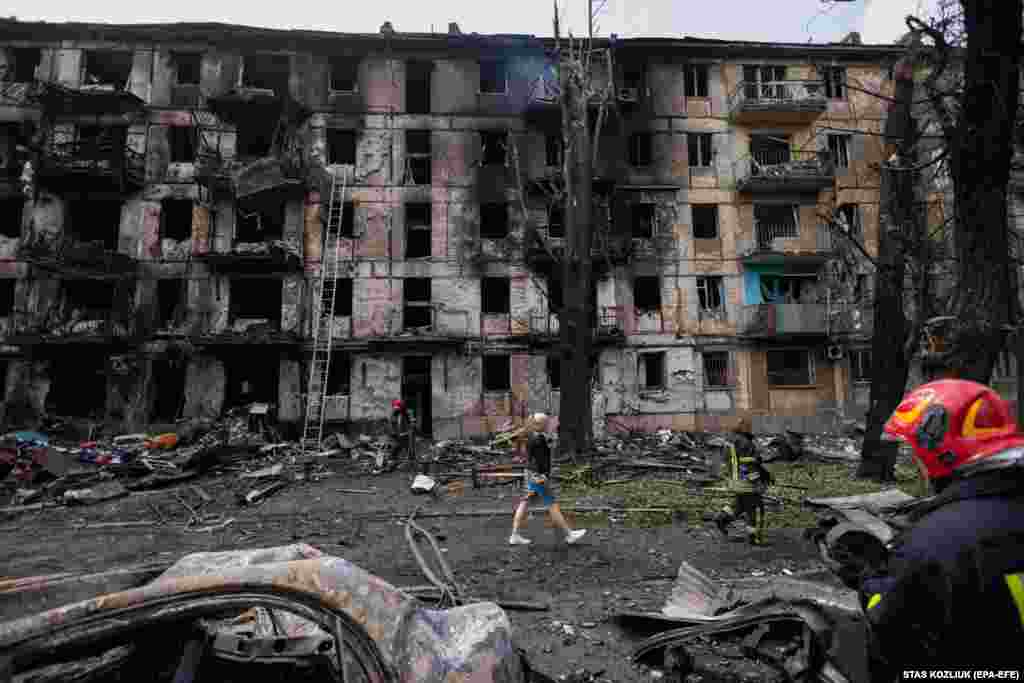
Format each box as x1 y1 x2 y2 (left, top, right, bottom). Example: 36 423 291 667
411 474 437 494
238 480 288 506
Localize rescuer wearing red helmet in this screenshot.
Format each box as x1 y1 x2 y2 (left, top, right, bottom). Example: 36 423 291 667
860 379 1024 679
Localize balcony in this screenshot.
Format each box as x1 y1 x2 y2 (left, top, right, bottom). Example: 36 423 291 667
829 302 874 338
739 303 828 338
728 80 828 124
18 239 136 278
5 308 137 345
735 149 835 193
36 138 145 194
738 222 833 265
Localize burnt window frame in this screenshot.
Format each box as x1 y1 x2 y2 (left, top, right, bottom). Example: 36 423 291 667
638 351 666 391
849 348 872 383
156 278 184 327
481 277 511 315
229 277 283 324
326 351 352 395
329 57 360 93
161 199 193 242
480 130 508 166
66 198 123 250
1 197 24 239
405 202 432 258
479 59 508 95
628 132 653 167
405 130 432 185
545 133 563 168
167 126 196 163
702 350 731 388
684 63 709 98
81 49 134 91
234 202 286 243
326 129 357 166
837 203 861 240
10 48 41 83
631 203 656 239
241 53 291 92
173 52 202 86
547 203 565 238
403 277 433 330
620 62 647 93
692 204 719 239
547 355 561 390
482 354 512 392
827 133 851 168
321 277 353 318
688 132 714 168
633 275 662 312
0 278 15 316
479 202 509 239
696 275 725 314
754 203 800 241
406 60 433 114
824 66 847 100
766 348 815 387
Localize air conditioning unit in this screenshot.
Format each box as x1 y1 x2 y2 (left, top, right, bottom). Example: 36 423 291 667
827 345 845 361
618 87 639 102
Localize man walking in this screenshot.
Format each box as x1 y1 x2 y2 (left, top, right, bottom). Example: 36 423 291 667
509 413 587 546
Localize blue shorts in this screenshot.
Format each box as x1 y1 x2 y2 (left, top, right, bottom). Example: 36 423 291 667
526 478 555 505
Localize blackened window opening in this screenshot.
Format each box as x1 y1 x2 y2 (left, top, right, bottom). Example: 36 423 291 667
63 279 115 318
235 119 273 158
327 352 352 395
689 133 713 167
547 275 563 313
235 202 285 242
634 276 661 311
631 203 655 239
482 277 511 314
407 61 432 114
629 133 653 167
481 131 507 166
329 57 359 92
168 126 195 163
404 277 432 329
703 351 729 387
1 198 23 238
480 202 509 238
639 352 665 389
224 353 280 407
67 200 122 250
766 349 813 386
242 53 291 93
405 203 432 258
326 277 353 317
82 50 133 90
697 276 724 312
161 200 193 241
692 205 718 239
483 354 511 391
174 53 202 85
621 63 646 92
157 278 184 327
152 359 187 422
547 356 561 389
545 134 563 168
230 278 282 324
548 204 565 238
0 279 14 316
406 130 431 184
10 48 40 82
480 60 507 94
327 129 357 165
685 64 709 97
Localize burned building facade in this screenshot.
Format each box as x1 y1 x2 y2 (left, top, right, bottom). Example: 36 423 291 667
0 20 900 436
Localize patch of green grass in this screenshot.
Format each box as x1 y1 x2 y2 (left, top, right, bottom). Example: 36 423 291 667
559 460 928 529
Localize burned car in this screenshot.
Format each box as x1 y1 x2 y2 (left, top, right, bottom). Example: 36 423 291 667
0 544 531 683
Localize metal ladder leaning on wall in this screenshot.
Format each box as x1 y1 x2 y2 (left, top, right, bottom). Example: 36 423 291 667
301 168 349 454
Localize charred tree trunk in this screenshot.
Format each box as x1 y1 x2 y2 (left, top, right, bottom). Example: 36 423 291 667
558 58 594 459
942 1 1021 381
858 57 917 481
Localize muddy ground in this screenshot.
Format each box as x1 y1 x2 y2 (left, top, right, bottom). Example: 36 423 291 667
0 468 844 682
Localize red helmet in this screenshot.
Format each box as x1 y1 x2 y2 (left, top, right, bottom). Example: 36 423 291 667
883 379 1024 480
392 399 405 410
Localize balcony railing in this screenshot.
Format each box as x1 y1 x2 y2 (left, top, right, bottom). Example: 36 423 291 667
38 139 145 191
734 149 835 193
6 308 137 342
738 223 833 260
829 302 874 337
740 303 828 337
18 239 136 276
729 80 828 121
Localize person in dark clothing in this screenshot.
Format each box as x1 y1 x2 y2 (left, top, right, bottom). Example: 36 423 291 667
714 417 773 544
861 379 1024 679
509 413 587 546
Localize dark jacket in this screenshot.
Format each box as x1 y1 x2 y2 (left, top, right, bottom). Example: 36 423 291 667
527 433 552 477
860 466 1024 679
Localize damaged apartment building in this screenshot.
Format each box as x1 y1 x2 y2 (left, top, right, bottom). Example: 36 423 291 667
0 19 902 436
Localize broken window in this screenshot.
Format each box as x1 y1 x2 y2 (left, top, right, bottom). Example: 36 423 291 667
242 53 290 92
326 352 352 395
82 50 133 90
230 278 282 324
994 350 1017 380
692 204 718 239
480 202 509 238
1 198 23 238
235 202 285 242
638 351 665 390
403 277 432 329
545 133 563 168
697 276 725 313
688 133 713 168
767 349 814 386
620 63 646 93
329 57 360 92
235 119 272 158
634 275 661 312
63 279 114 317
547 275 563 313
684 63 709 97
174 53 202 85
8 48 40 82
161 200 193 241
759 274 819 304
742 65 787 99
335 201 356 238
629 132 653 167
405 203 432 258
837 203 861 240
327 129 357 166
631 203 656 239
156 278 184 328
548 204 565 238
151 359 186 421
754 204 799 243
167 126 196 163
483 354 511 391
824 66 846 100
750 134 790 166
481 131 507 166
48 352 107 418
850 348 872 383
405 130 431 184
407 61 432 114
481 277 511 315
225 351 280 407
547 355 561 389
703 351 730 388
333 278 353 317
828 134 851 168
67 199 122 250
0 278 13 316
480 60 508 94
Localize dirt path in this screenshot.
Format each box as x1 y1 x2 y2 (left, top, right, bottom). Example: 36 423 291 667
0 471 831 681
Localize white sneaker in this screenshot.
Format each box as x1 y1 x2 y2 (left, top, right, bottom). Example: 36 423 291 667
509 534 532 546
566 529 588 545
